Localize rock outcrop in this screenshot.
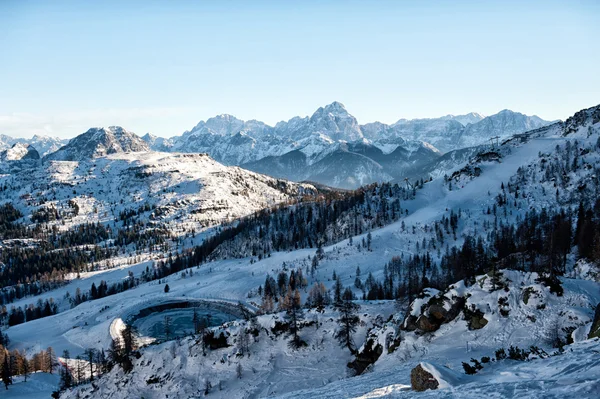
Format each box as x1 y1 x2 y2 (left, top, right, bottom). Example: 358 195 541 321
402 292 466 334
410 364 439 391
348 338 383 375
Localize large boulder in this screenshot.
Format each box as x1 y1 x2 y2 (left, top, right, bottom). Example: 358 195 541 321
410 362 462 392
402 293 466 334
410 364 439 391
588 303 600 339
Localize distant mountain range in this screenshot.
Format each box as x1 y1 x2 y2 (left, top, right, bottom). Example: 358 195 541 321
1 102 552 189
142 102 551 188
0 134 68 157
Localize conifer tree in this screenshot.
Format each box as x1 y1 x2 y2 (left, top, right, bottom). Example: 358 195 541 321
59 350 73 390
284 289 305 349
2 356 11 390
335 288 360 354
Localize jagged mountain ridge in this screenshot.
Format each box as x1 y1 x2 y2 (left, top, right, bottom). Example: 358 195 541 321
144 102 551 189
1 104 552 190
141 133 174 152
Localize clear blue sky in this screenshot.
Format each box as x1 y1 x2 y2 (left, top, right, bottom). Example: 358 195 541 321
1 0 599 138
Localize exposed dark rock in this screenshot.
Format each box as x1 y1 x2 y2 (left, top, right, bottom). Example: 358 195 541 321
401 294 466 334
428 304 448 321
463 306 488 330
348 338 383 375
271 321 290 335
403 315 418 331
410 364 439 392
417 315 439 332
588 303 600 339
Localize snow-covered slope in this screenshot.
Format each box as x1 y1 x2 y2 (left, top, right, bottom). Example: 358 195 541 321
54 266 600 399
1 151 316 234
3 373 60 399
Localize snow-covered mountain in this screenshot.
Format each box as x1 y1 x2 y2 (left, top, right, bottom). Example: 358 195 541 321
1 105 551 190
380 110 549 153
25 134 70 156
0 134 68 157
3 104 549 189
45 126 150 161
0 143 40 174
156 103 551 188
0 142 39 162
166 103 442 188
141 133 174 152
440 111 486 126
458 109 550 149
284 101 363 142
243 140 441 189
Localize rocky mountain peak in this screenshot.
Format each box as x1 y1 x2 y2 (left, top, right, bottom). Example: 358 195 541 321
1 142 40 161
44 126 149 161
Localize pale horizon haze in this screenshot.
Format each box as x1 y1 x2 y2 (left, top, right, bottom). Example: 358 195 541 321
1 0 599 139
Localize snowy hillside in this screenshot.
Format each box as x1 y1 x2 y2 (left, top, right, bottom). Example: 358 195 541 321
59 269 600 399
1 151 316 233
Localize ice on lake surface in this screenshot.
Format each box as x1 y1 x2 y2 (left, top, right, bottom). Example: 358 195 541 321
133 307 237 341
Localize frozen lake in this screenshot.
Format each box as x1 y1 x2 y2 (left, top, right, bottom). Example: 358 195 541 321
126 300 246 342
133 307 237 341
